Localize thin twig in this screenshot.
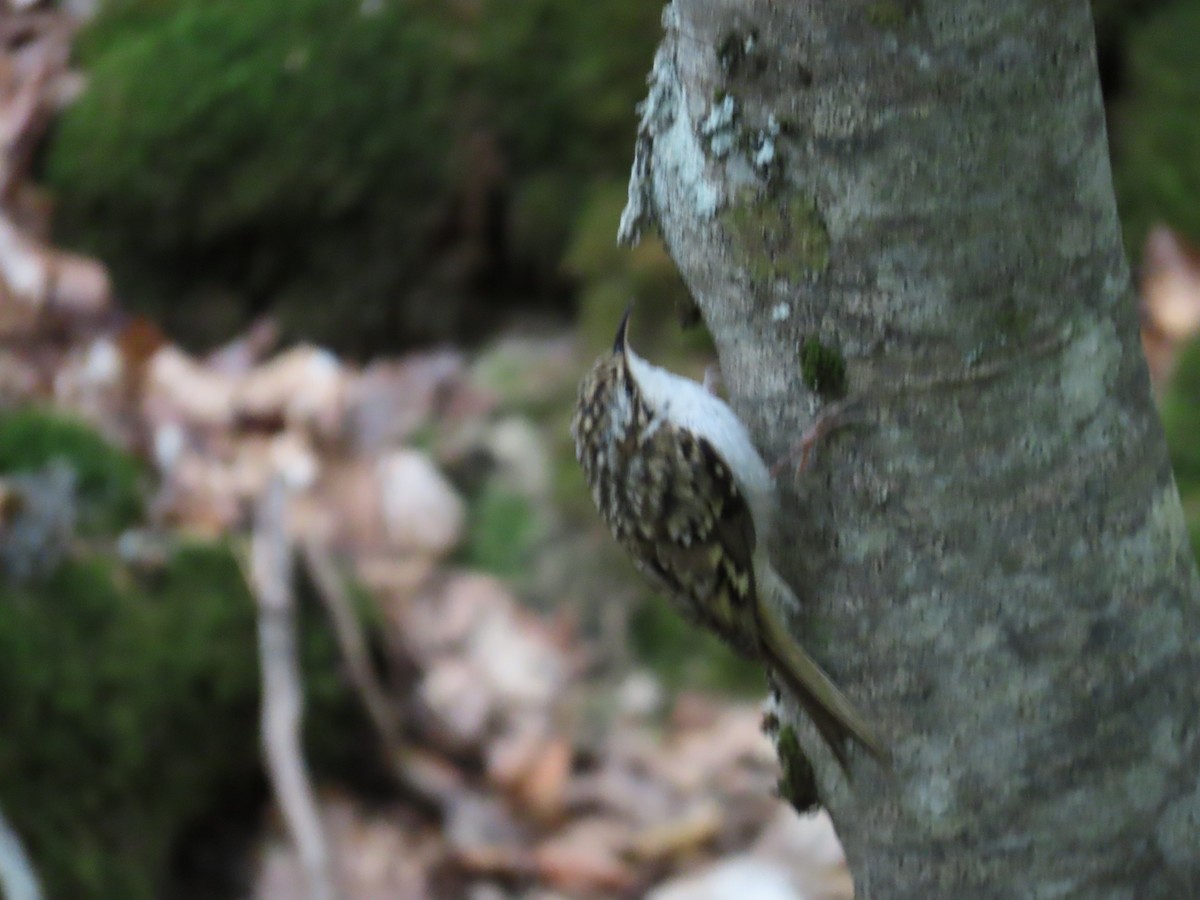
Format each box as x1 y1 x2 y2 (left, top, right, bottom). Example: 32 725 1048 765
300 538 452 811
0 801 42 900
249 479 339 900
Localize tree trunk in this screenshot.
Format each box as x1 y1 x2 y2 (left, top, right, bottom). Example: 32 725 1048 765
620 1 1200 896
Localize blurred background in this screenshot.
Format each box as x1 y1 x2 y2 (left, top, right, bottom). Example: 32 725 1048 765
0 1 1197 897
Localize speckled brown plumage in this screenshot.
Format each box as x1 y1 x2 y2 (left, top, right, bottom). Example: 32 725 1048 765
573 352 762 657
571 311 887 773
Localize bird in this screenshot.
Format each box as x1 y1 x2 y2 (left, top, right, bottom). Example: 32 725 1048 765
571 308 885 771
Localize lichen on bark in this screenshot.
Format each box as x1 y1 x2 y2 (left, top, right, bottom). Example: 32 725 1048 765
719 188 831 283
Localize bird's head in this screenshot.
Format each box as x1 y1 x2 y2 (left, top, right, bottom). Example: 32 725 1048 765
571 306 639 458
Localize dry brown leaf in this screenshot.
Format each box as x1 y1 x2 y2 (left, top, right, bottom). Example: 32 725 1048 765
0 348 38 401
254 791 440 900
145 345 238 429
486 717 550 790
43 247 110 313
235 344 348 436
204 317 280 376
398 572 512 661
533 818 639 895
628 801 723 864
419 657 495 750
512 736 572 825
353 554 437 598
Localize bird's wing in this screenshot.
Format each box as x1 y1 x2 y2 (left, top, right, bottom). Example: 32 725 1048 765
633 424 888 770
623 422 762 656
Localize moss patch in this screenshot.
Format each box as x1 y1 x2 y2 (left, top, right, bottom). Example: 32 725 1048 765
0 541 355 898
799 337 847 397
0 416 365 897
0 408 144 533
720 188 831 284
462 483 540 577
775 724 820 813
48 0 665 352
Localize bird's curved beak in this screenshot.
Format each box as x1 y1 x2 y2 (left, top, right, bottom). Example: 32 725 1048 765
613 305 633 354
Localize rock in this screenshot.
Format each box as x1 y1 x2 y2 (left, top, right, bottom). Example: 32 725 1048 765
615 669 665 720
467 595 566 710
376 449 465 557
419 656 494 749
485 416 550 500
751 809 852 900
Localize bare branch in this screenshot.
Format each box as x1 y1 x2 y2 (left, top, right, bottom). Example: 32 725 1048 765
249 479 339 900
300 537 452 810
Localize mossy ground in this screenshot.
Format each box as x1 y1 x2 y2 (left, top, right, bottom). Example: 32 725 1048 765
0 409 144 533
0 411 363 898
45 0 662 354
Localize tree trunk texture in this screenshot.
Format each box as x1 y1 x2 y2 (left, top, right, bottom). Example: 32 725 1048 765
620 1 1200 897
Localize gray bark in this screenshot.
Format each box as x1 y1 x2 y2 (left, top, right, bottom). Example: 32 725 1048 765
620 1 1200 896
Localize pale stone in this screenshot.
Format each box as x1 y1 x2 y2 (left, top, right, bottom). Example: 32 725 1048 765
376 449 464 557
648 858 800 900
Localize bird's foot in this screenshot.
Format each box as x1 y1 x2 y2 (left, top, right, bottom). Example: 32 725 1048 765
770 399 868 478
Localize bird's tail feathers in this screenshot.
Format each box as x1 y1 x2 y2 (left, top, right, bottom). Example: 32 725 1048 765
756 564 888 771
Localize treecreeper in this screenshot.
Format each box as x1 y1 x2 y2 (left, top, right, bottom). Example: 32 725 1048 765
571 309 885 772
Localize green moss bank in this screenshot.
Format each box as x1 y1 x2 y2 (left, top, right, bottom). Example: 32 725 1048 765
45 0 662 353
0 411 358 897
